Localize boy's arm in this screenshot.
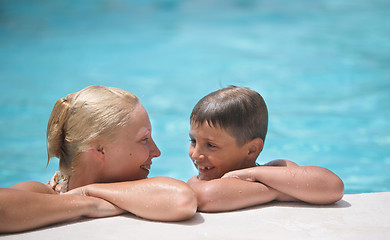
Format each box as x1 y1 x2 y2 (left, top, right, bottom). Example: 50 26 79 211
0 182 123 233
66 176 197 221
187 176 283 212
223 160 344 204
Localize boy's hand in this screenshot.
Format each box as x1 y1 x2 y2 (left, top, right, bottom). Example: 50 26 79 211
222 168 257 182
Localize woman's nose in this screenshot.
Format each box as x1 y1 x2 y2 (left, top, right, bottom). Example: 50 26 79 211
150 138 161 158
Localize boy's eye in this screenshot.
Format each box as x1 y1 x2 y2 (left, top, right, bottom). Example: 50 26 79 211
189 138 196 146
207 142 217 148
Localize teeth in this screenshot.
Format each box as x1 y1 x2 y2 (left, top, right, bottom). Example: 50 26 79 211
198 165 212 170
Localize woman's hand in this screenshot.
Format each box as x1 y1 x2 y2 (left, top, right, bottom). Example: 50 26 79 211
83 196 126 218
65 185 126 218
65 185 89 196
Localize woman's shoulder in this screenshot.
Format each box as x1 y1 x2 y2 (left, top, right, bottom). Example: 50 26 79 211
11 180 56 194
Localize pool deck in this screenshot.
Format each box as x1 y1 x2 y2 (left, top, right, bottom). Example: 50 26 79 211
1 192 389 240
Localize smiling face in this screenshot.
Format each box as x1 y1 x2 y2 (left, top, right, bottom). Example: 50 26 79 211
189 122 256 180
101 103 161 182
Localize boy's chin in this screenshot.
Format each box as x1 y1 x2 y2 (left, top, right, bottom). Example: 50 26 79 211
197 173 220 181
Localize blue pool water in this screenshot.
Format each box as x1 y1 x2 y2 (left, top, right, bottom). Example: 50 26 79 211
0 0 389 194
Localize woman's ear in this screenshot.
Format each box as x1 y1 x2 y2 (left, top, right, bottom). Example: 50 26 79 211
247 138 263 159
89 141 106 163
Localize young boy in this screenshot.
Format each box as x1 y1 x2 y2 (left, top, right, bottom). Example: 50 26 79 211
187 86 344 212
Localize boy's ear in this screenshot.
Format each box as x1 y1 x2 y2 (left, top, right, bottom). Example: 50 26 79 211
247 138 263 158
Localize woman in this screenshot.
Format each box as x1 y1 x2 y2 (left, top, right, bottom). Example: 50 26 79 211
0 86 197 233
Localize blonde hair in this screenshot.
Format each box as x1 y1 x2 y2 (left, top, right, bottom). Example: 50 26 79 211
46 85 139 177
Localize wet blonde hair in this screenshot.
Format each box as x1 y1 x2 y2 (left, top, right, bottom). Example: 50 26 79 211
46 85 139 177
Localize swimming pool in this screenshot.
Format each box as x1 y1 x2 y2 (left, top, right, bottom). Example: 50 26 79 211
0 0 389 194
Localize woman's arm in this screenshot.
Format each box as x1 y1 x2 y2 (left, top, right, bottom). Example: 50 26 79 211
223 160 344 204
66 177 197 221
187 176 282 212
0 183 123 233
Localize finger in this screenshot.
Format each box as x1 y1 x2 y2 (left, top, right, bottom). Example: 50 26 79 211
221 173 240 179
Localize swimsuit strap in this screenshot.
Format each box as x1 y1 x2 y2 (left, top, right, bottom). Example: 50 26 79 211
48 171 69 194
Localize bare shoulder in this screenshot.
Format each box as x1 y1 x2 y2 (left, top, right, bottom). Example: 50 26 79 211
11 181 56 194
187 176 204 189
187 176 219 194
187 176 199 184
263 159 299 167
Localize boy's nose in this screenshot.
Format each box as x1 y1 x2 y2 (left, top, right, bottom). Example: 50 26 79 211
190 145 205 161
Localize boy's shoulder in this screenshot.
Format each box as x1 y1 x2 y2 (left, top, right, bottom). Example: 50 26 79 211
262 159 299 167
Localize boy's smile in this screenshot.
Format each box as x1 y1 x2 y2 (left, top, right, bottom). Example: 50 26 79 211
189 122 255 180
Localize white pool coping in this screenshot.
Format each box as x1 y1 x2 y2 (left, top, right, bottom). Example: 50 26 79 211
1 192 389 240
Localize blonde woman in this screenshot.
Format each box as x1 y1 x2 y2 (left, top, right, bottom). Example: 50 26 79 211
0 86 197 233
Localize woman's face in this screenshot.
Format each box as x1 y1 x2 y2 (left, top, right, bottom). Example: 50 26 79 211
101 103 161 182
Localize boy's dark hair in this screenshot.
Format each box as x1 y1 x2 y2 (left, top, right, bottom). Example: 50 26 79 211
190 86 268 146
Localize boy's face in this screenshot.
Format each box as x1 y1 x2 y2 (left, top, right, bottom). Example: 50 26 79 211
189 122 253 180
